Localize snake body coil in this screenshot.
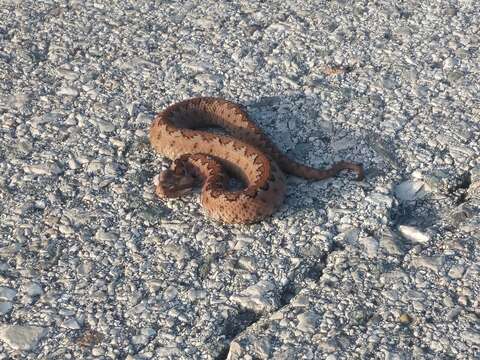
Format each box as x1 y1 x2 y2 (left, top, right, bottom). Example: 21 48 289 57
150 97 363 224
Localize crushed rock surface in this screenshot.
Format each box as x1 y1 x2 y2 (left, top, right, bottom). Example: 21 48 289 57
0 1 479 359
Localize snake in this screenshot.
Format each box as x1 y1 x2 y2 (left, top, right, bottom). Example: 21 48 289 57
149 97 364 224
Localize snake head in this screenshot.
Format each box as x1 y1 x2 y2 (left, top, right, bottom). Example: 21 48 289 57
154 163 197 198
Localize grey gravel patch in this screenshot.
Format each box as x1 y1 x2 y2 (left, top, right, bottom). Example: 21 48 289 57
1 1 479 359
463 330 480 345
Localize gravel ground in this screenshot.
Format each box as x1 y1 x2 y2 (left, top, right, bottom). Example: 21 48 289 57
1 1 479 359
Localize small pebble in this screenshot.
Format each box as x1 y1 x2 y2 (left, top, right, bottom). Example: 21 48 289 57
398 225 431 243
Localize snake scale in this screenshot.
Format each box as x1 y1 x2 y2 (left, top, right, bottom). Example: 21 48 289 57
149 97 364 224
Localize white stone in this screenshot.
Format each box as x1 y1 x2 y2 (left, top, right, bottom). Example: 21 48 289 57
61 318 81 330
366 193 394 208
0 302 13 314
57 86 79 97
163 286 178 301
58 224 74 235
0 287 17 301
24 282 43 297
398 225 430 243
95 229 119 242
379 233 403 255
24 163 62 176
92 347 105 356
186 289 207 301
394 181 426 201
156 346 182 357
141 327 156 337
448 264 465 279
359 237 379 258
231 280 277 313
252 337 272 358
411 256 445 272
89 117 115 133
0 325 47 351
56 68 79 80
132 334 149 345
463 330 480 345
297 311 321 333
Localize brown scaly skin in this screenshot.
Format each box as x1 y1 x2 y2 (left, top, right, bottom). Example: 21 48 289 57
150 97 364 224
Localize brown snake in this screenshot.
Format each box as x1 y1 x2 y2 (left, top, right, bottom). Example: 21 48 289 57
149 97 364 224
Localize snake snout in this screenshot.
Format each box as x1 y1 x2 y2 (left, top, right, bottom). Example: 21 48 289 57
154 170 197 198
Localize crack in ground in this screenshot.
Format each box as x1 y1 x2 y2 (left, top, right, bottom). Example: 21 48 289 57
214 309 261 360
214 242 343 359
450 171 472 205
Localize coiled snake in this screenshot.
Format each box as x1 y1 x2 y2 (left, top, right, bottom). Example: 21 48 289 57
150 97 364 224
